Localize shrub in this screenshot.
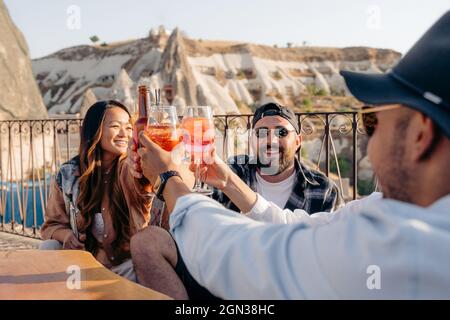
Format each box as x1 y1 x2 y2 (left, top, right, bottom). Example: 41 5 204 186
89 35 99 44
271 71 282 80
357 178 376 196
236 70 246 80
302 98 312 110
330 157 351 178
316 89 327 96
306 84 328 96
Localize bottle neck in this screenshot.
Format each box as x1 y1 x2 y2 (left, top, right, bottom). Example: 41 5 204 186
138 91 149 118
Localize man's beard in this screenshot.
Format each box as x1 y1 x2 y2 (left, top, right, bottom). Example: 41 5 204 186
256 144 295 176
376 119 413 203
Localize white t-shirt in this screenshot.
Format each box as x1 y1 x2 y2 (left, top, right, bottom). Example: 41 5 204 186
255 170 296 209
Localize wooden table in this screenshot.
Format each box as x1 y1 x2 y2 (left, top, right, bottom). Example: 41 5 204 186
0 250 171 300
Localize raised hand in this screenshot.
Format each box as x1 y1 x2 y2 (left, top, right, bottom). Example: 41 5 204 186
189 146 232 190
137 131 178 185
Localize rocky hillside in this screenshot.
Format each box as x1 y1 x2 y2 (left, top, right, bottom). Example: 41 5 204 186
32 26 401 116
0 0 48 119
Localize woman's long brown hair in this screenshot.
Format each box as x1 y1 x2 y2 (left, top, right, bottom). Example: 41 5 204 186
76 100 132 255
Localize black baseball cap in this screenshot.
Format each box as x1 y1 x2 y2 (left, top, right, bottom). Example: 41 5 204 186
340 10 450 138
252 103 300 133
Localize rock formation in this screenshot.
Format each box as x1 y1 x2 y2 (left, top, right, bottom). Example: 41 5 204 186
32 26 401 116
0 0 48 119
79 88 97 117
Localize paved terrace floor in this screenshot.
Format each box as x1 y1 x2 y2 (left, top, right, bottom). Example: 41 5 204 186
0 232 42 251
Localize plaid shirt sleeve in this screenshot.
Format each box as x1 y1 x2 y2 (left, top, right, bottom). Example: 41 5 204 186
292 165 345 214
211 155 251 212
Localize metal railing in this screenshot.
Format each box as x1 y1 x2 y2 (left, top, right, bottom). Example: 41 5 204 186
0 112 374 239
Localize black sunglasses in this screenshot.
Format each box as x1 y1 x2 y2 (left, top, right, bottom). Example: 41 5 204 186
254 127 296 138
360 105 401 137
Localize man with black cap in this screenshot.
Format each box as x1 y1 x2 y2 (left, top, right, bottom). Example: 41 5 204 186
212 102 344 214
132 11 450 299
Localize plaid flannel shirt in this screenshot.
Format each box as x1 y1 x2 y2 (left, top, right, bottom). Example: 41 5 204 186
212 155 344 214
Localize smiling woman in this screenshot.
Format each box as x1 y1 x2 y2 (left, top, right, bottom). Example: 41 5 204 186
100 106 134 159
39 100 155 283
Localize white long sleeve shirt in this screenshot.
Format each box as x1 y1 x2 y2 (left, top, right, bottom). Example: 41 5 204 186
246 192 383 226
169 192 450 299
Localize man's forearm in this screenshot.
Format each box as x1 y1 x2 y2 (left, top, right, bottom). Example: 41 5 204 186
222 171 258 213
163 176 192 213
178 163 195 189
162 167 258 214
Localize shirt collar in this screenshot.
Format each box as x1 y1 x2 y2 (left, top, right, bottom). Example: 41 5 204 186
294 157 321 187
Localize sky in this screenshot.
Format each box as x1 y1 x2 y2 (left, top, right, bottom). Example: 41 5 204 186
4 0 449 59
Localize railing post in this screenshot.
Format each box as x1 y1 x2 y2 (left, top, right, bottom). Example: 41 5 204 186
66 120 70 162
223 116 229 160
325 114 330 176
246 115 251 157
19 121 25 234
30 121 37 236
53 121 58 177
0 123 3 231
42 121 48 208
352 112 358 200
8 122 14 232
297 114 301 159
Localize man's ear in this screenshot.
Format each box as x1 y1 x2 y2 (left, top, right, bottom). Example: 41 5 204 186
296 133 302 150
411 113 441 161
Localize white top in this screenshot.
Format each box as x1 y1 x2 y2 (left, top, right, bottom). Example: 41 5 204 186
91 212 105 244
169 192 450 299
246 192 383 226
255 171 296 209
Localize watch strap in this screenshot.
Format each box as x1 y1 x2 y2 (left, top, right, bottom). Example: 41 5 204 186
156 170 182 201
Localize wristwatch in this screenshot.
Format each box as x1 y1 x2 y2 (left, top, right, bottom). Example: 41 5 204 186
154 170 182 201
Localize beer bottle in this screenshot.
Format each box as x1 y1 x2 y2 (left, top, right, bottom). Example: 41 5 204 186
133 85 150 149
133 85 151 186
